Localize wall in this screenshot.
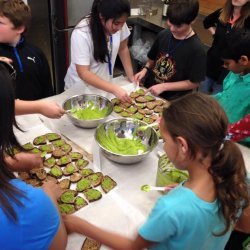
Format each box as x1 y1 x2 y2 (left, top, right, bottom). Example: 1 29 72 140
199 0 226 15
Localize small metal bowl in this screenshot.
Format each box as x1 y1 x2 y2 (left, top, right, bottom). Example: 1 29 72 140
95 118 158 164
62 94 113 128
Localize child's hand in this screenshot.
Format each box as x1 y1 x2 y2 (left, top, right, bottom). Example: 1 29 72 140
42 181 62 200
164 183 178 193
147 83 166 96
5 152 43 171
38 100 65 119
134 69 147 83
62 214 83 234
0 56 13 64
112 85 131 103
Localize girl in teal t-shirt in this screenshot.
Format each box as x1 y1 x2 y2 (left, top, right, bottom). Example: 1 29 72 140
63 92 250 250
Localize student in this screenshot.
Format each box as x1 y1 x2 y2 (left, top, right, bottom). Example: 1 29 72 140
0 0 54 100
63 93 250 250
199 0 250 94
0 58 65 118
64 0 134 102
214 29 250 147
0 63 68 249
0 58 64 171
134 0 206 101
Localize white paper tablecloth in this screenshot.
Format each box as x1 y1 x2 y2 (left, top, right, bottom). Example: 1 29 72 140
14 76 250 250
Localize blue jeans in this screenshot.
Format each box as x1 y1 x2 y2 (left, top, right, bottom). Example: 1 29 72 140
199 76 223 94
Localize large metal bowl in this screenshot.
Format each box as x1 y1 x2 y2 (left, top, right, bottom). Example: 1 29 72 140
62 94 113 128
95 118 158 164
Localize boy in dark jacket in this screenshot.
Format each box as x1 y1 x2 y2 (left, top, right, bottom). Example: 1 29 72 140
0 0 53 100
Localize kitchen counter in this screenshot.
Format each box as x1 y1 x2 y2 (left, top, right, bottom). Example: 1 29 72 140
15 76 250 250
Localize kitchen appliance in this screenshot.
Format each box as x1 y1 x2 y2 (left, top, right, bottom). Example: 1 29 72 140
26 0 94 94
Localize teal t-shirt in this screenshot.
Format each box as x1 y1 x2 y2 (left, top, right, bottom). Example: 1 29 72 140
139 184 231 250
214 71 250 146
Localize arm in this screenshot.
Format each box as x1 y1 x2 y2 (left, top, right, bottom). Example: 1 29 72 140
118 38 134 82
63 215 152 250
42 181 68 250
5 152 43 171
134 59 155 83
148 80 199 96
75 64 131 102
15 99 65 118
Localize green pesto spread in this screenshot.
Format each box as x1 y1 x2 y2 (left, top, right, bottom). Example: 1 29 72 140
84 189 102 201
81 168 93 177
101 176 113 190
156 154 189 186
65 163 75 173
22 142 34 150
140 184 150 192
76 179 91 191
60 190 76 203
50 166 62 177
96 126 147 155
70 101 109 120
59 204 75 214
75 196 85 206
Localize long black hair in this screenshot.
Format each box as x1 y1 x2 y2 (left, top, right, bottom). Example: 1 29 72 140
0 63 25 221
90 0 130 63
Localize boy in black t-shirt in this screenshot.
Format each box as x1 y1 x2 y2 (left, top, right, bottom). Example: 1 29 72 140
134 0 206 101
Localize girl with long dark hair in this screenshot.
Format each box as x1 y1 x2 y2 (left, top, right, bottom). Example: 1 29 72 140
64 0 134 102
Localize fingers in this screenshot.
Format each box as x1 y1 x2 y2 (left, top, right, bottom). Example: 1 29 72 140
0 56 13 64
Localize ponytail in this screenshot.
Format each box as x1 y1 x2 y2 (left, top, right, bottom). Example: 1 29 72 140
209 141 249 235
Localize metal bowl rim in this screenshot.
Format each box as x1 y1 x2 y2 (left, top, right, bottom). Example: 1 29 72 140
94 117 158 157
62 94 113 122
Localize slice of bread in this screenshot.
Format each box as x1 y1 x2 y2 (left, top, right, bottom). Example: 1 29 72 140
86 172 103 187
81 237 101 250
84 189 102 202
101 175 117 193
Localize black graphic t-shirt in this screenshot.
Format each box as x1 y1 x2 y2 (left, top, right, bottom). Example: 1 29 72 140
144 29 206 100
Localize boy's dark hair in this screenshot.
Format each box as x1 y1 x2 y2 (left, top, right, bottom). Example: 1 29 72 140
0 0 31 32
221 29 250 61
90 0 130 63
167 0 199 25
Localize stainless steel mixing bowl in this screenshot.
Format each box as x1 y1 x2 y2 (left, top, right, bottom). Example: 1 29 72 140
63 94 113 128
95 118 158 164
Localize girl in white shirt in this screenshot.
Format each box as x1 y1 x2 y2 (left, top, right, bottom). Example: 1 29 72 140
64 0 134 102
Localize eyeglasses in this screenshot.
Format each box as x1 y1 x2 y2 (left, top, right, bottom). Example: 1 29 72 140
0 60 17 80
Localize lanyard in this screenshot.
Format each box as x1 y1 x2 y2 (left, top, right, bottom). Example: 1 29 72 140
107 35 113 76
166 29 192 58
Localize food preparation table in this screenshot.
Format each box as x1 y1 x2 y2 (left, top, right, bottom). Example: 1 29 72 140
15 76 250 250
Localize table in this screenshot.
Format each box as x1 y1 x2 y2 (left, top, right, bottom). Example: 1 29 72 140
15 76 250 250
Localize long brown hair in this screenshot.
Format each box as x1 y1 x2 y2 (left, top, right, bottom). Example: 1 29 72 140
219 0 250 28
0 63 25 221
162 93 249 235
